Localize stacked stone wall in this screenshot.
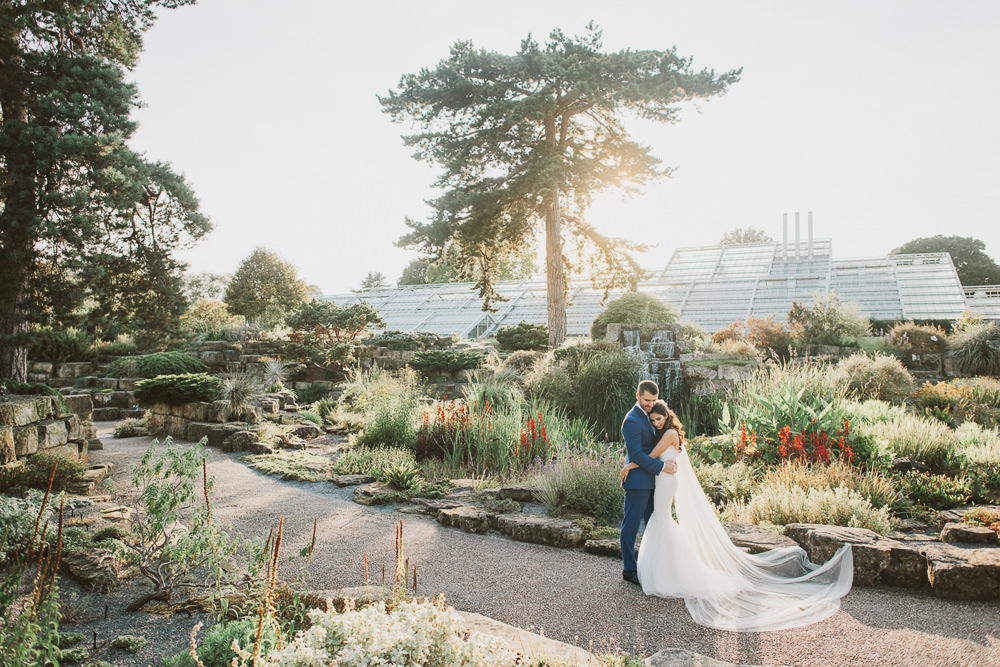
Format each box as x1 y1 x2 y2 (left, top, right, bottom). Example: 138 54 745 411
0 394 97 465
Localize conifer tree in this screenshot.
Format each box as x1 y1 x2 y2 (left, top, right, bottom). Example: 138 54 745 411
381 24 739 346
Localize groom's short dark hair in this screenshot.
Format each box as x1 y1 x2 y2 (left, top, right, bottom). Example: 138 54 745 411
637 380 659 396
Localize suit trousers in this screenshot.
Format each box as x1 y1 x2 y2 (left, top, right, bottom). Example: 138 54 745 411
620 487 655 573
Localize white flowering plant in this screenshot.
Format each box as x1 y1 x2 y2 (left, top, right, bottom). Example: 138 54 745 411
254 597 515 667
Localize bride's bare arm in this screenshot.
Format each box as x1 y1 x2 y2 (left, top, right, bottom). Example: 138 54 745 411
649 429 680 459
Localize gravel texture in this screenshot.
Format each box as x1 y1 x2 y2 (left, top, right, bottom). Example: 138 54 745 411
57 428 1000 667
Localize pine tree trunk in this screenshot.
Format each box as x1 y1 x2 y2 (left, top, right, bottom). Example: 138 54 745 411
545 196 567 348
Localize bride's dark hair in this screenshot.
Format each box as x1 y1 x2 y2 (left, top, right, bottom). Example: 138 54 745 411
650 400 685 442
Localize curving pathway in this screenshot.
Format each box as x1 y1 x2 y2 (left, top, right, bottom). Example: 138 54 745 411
90 430 999 667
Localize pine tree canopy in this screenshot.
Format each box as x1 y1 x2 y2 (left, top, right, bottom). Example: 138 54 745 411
380 24 740 345
0 1 206 379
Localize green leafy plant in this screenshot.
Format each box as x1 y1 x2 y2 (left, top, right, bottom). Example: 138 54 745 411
573 348 643 441
163 617 280 667
295 383 331 404
354 367 422 449
494 321 549 351
134 373 224 406
26 326 93 374
119 438 245 611
948 322 1000 376
910 382 970 426
106 351 209 378
893 471 971 510
111 635 147 653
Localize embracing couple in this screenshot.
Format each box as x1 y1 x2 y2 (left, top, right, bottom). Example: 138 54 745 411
617 380 856 632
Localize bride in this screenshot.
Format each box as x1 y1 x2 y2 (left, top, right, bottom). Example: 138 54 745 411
621 400 854 632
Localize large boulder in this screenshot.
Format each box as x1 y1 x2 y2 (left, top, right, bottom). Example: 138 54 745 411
61 548 121 593
940 523 999 546
221 430 259 453
920 544 1000 601
62 394 94 420
783 524 929 589
290 423 322 440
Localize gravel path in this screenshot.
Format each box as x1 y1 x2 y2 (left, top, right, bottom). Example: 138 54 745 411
63 429 999 667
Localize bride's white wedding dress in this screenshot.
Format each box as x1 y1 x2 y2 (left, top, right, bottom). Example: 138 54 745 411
636 447 854 632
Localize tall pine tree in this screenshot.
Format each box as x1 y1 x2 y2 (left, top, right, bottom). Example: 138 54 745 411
0 1 208 379
380 25 739 346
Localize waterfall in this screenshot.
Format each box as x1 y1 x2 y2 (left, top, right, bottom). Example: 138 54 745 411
621 326 682 403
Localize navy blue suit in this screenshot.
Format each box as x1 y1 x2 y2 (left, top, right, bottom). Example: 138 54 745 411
620 403 665 575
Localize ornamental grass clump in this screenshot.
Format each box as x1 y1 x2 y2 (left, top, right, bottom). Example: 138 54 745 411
691 460 758 505
534 449 625 525
854 412 958 472
354 367 421 449
948 322 1000 376
722 484 893 533
574 348 644 441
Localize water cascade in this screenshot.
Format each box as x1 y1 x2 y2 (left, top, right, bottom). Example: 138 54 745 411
621 326 682 403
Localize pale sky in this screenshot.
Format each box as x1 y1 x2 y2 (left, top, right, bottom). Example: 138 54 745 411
128 0 1000 294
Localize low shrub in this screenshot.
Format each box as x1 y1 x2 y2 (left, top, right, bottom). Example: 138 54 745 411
494 321 548 351
948 322 1000 376
331 445 417 480
500 349 544 375
354 368 421 449
164 617 280 667
888 321 947 354
0 452 86 493
408 349 483 377
854 413 958 472
133 373 224 406
242 450 330 482
711 316 795 360
722 484 893 533
910 382 971 426
295 383 332 404
534 450 625 525
111 635 148 653
787 293 870 346
893 471 971 510
462 372 526 416
590 292 678 341
0 495 54 564
257 598 513 667
835 353 914 404
523 355 576 414
107 351 209 379
298 410 321 425
963 506 1000 531
26 326 93 373
113 417 147 438
952 377 1000 408
91 334 141 357
691 460 757 504
0 379 67 412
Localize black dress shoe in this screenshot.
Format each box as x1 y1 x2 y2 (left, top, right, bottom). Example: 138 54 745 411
623 571 641 586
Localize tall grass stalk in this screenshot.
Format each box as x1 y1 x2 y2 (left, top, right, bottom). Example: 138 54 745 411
955 422 1000 466
574 348 644 441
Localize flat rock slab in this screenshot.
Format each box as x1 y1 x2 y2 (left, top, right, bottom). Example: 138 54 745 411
498 484 540 502
724 522 799 554
61 548 121 592
397 498 468 517
494 513 584 548
353 482 407 506
332 474 376 487
941 522 999 545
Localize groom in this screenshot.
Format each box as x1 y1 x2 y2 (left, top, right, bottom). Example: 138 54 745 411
620 379 678 585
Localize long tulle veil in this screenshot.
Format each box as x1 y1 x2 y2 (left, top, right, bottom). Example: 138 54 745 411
663 449 854 631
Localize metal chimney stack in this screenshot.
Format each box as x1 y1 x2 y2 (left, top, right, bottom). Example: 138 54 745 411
808 211 814 259
782 213 788 259
794 212 801 261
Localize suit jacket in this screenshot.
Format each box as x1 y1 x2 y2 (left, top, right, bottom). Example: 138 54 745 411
621 403 665 490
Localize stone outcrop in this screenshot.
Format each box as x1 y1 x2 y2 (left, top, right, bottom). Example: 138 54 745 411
221 430 259 453
494 513 584 548
0 395 90 464
332 474 376 487
61 548 121 592
353 482 407 506
724 522 800 554
437 506 493 534
497 484 540 502
783 523 1000 600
